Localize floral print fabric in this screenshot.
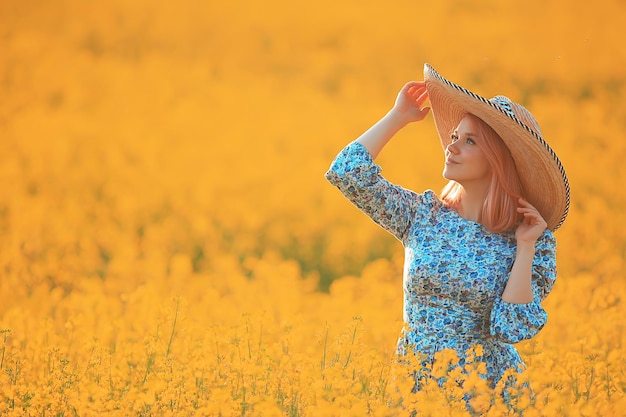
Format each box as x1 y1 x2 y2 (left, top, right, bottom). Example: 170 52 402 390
325 142 557 386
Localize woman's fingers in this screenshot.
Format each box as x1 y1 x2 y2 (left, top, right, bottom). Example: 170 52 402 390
517 198 546 221
406 84 429 107
395 81 430 121
416 89 429 106
517 206 538 215
517 198 538 213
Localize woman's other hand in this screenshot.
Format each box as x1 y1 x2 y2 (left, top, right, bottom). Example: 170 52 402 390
515 198 548 246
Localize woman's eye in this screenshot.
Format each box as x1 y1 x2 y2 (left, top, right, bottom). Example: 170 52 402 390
466 138 475 145
451 134 459 142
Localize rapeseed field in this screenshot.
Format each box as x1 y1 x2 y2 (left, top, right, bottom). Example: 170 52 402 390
1 0 625 415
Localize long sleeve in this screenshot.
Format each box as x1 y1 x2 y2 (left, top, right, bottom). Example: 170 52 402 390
489 231 557 344
324 142 422 242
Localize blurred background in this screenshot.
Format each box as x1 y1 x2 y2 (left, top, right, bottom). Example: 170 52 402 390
1 0 626 413
2 0 624 291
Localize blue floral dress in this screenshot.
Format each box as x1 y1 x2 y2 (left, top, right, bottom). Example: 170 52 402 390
325 142 557 387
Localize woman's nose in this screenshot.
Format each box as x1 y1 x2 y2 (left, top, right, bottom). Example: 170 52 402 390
447 142 459 154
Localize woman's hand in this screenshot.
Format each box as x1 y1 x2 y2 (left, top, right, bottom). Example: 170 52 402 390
391 81 431 124
515 198 547 246
354 81 430 159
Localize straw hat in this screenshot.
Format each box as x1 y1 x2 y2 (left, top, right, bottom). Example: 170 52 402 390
423 63 570 231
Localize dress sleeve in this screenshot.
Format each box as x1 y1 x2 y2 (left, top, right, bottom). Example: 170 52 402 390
489 230 557 344
324 141 422 242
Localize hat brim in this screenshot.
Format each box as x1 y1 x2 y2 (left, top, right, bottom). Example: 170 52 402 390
423 63 570 231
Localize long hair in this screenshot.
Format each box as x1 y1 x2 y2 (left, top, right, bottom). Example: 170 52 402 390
440 113 525 233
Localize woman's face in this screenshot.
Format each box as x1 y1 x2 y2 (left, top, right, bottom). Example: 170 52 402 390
443 115 492 188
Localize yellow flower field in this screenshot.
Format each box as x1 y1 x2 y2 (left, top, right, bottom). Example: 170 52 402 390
1 0 625 415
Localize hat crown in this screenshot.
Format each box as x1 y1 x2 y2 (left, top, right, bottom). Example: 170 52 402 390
489 95 542 137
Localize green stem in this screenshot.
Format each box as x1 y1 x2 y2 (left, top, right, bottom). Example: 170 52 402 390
166 299 180 358
343 325 358 369
0 329 10 370
321 327 328 371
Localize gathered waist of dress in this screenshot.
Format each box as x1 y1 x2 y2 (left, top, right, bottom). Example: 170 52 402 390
403 295 491 341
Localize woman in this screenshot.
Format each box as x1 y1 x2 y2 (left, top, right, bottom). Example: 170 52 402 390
325 64 570 393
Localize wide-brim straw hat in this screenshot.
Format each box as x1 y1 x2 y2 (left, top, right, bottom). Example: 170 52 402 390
423 63 570 231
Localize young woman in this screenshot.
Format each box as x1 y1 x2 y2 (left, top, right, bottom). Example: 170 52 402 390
325 64 570 392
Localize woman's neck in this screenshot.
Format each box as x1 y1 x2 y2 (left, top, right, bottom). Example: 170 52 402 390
457 183 489 223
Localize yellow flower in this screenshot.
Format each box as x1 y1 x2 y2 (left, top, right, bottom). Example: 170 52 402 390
0 1 625 415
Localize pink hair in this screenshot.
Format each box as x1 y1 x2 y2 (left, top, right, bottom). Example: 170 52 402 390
440 114 525 233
